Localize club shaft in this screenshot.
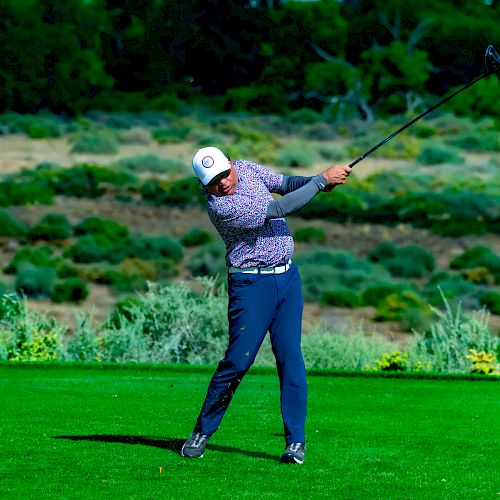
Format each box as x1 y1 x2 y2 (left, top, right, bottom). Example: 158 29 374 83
348 73 488 168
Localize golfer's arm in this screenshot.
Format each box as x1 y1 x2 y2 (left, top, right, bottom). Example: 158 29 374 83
266 175 327 219
277 175 314 195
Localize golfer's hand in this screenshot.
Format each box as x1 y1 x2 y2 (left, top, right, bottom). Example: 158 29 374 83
321 165 352 191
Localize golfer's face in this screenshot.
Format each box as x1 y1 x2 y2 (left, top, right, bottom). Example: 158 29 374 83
205 162 238 197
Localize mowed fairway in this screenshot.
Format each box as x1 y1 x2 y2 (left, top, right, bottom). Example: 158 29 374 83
1 364 499 499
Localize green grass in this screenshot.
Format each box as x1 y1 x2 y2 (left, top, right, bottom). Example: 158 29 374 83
1 364 499 499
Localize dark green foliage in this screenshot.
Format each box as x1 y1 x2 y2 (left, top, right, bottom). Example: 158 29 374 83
108 295 143 327
92 268 147 293
64 235 113 264
15 266 56 298
114 155 188 174
7 114 62 138
320 288 362 308
69 131 119 154
74 217 129 241
417 143 465 165
368 243 435 278
4 246 58 274
188 242 227 278
112 236 184 264
51 278 89 303
293 227 326 243
422 272 476 307
152 127 190 144
0 210 27 236
28 214 71 241
479 291 500 315
449 132 500 152
295 249 388 302
140 177 204 207
287 108 323 125
450 246 500 284
180 228 214 247
361 281 416 307
0 180 54 206
374 290 431 328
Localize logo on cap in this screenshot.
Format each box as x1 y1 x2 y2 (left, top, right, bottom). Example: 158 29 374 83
202 156 214 168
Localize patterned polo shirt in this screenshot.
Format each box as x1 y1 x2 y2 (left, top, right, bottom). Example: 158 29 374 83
205 159 294 268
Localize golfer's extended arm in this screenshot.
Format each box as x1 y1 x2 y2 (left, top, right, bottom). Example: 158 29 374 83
266 175 327 219
277 175 314 194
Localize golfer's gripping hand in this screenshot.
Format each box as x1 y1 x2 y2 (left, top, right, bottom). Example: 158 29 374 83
321 165 352 192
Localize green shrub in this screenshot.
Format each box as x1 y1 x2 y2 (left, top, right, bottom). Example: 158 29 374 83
180 228 213 247
374 290 431 325
315 143 350 162
287 108 323 125
64 235 114 263
275 141 316 168
70 130 119 154
450 246 500 284
0 295 66 361
51 278 89 303
449 132 500 152
152 126 191 144
320 288 362 308
365 351 409 371
302 122 338 141
0 209 27 236
188 242 226 278
368 243 435 278
114 155 188 174
423 272 476 307
28 214 71 241
293 227 326 243
113 236 184 263
417 142 465 164
0 180 54 206
140 177 204 207
15 265 57 298
74 216 129 241
361 281 415 307
118 128 152 145
479 291 500 315
410 297 497 373
4 246 58 274
223 85 288 114
8 114 62 138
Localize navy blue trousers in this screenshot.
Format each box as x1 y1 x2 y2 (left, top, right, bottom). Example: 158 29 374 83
193 263 307 445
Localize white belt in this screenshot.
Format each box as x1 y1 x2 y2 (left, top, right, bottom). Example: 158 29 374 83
228 259 292 275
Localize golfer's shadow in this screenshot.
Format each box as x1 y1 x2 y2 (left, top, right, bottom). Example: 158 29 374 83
52 435 276 460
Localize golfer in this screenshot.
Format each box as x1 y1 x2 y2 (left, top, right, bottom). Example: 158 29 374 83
182 146 351 464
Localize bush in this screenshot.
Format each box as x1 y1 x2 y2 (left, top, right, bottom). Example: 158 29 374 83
275 141 316 168
8 114 62 138
315 144 350 162
293 226 326 243
0 180 54 206
0 209 27 236
479 291 500 315
15 265 57 298
4 246 58 274
0 294 66 361
70 130 119 154
374 290 431 328
361 281 415 307
449 131 500 152
113 236 184 263
450 246 500 284
188 242 227 278
51 278 89 303
417 142 465 164
152 126 191 144
423 272 476 307
64 235 114 263
140 177 204 207
114 155 189 174
74 216 129 241
180 228 213 247
320 288 362 308
27 214 71 241
410 297 497 373
367 243 435 278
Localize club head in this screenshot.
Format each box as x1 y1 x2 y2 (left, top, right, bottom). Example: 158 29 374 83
485 45 500 74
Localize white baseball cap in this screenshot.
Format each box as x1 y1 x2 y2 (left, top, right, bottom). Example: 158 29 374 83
192 147 231 185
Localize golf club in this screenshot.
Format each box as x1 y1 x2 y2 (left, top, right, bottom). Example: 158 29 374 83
348 44 500 169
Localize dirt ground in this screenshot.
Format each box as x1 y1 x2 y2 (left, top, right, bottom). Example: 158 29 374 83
1 134 499 343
